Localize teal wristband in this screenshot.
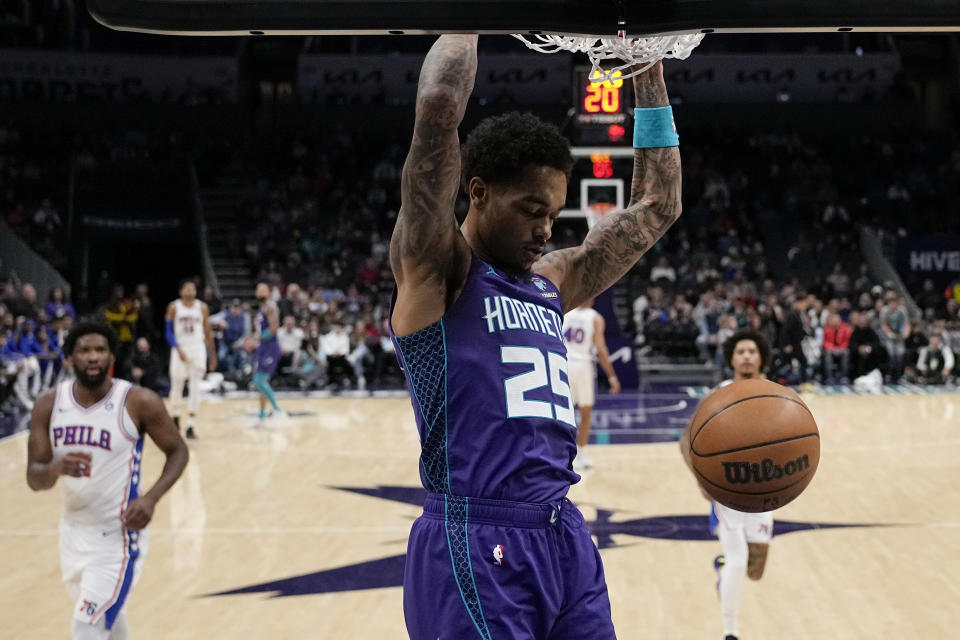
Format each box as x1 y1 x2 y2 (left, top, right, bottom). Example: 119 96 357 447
633 106 679 148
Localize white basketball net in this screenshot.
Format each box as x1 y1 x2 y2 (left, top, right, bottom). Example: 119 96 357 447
512 31 706 81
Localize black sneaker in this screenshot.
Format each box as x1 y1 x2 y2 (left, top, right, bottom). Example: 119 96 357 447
185 426 197 440
725 635 739 640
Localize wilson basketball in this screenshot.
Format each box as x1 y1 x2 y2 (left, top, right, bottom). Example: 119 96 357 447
688 379 820 513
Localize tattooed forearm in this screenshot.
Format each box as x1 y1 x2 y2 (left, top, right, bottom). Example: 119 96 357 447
535 61 681 310
391 35 478 277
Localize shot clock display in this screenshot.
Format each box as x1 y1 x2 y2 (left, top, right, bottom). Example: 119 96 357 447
573 66 631 145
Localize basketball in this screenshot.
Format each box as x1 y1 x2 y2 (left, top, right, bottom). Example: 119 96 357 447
688 378 820 513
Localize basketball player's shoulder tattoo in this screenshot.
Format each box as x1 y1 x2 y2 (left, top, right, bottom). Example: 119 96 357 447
391 36 476 275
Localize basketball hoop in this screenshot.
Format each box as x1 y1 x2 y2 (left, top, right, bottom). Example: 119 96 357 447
584 201 617 229
512 31 705 82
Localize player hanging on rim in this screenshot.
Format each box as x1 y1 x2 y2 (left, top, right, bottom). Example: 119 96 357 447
165 279 216 439
27 322 189 640
252 282 286 422
679 329 775 640
390 35 681 639
562 298 621 470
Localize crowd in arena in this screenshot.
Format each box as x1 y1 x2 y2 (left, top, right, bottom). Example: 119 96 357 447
5 122 960 414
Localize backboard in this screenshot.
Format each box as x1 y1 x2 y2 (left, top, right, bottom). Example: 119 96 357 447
88 0 960 36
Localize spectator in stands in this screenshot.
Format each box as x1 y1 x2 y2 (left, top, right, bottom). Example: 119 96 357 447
347 317 381 391
44 287 76 321
213 299 252 376
915 278 943 317
202 284 222 315
278 283 301 320
102 284 138 378
9 319 44 398
915 333 954 385
32 198 62 235
2 326 33 409
903 319 929 374
52 312 72 353
133 283 158 343
693 290 722 362
778 297 810 382
879 292 909 381
822 312 852 383
295 317 327 390
849 311 885 379
650 256 677 285
320 320 354 389
276 314 305 374
5 283 40 321
0 331 32 411
34 324 62 389
130 337 164 392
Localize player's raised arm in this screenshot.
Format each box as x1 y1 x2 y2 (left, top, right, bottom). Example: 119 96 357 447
535 61 682 312
121 387 188 530
390 35 478 335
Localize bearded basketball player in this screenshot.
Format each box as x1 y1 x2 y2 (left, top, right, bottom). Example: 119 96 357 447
27 322 188 640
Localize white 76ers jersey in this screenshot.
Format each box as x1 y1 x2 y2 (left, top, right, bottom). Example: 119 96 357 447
562 308 598 362
49 379 144 527
173 299 206 352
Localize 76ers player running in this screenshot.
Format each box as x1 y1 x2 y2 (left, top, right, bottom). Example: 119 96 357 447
391 35 681 639
679 329 776 640
27 322 188 640
165 279 216 439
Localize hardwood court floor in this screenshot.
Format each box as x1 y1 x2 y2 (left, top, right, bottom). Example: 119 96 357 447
2 392 958 639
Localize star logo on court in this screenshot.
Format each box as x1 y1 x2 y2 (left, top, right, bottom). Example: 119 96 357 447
207 485 882 599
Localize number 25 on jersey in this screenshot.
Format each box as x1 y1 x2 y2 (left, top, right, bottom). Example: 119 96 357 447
501 346 575 427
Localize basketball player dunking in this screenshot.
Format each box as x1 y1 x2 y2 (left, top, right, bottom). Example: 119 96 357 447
165 279 216 439
679 329 775 640
27 322 188 640
252 283 285 421
391 35 681 638
562 299 621 470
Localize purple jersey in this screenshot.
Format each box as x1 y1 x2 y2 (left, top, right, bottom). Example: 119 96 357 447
392 256 579 504
255 303 281 375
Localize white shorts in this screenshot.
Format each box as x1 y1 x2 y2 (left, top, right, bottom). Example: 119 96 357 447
710 502 774 543
169 346 206 380
59 520 149 630
567 358 596 407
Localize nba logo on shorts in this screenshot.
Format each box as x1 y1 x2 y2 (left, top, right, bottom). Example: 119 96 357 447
492 544 504 566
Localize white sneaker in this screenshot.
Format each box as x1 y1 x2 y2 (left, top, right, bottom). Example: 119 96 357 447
271 410 289 420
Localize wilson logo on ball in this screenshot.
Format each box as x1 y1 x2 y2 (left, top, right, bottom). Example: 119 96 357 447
722 454 811 484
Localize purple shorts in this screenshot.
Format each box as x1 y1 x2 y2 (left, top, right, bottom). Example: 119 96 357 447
403 493 616 640
254 339 281 375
